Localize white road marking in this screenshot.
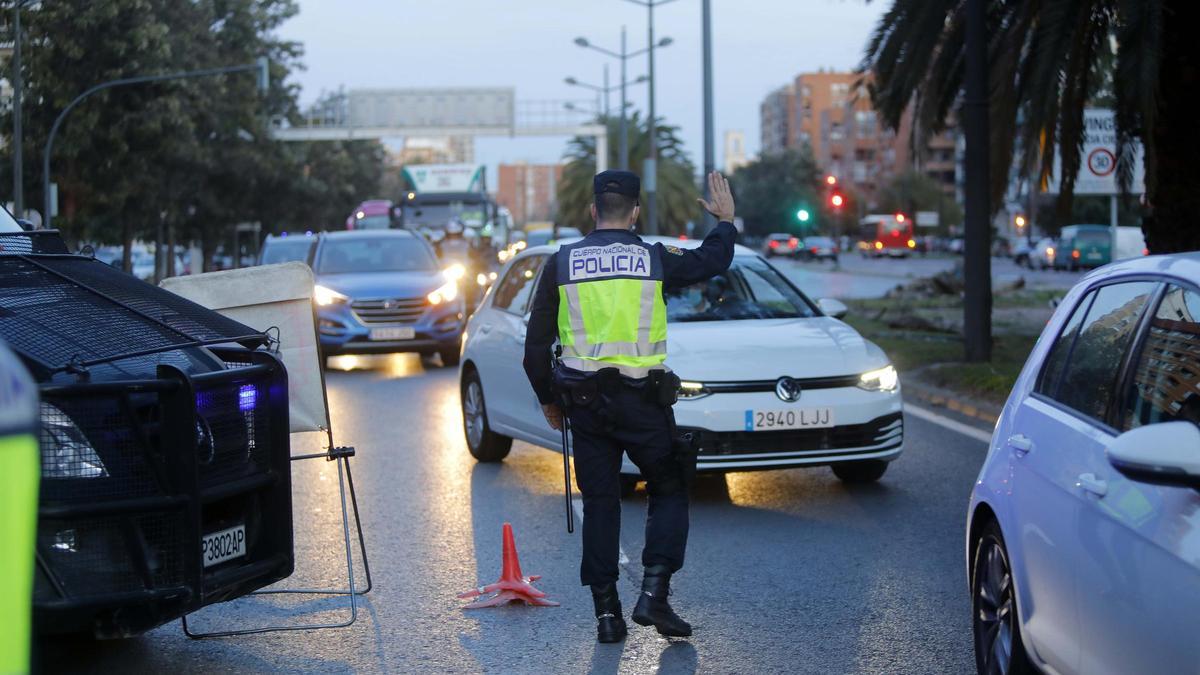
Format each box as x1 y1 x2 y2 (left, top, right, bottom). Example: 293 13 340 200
572 497 630 565
905 403 995 445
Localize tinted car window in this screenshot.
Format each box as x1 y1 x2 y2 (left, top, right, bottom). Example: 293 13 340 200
1122 285 1200 430
1039 281 1157 422
493 255 544 315
260 238 314 265
1037 290 1094 397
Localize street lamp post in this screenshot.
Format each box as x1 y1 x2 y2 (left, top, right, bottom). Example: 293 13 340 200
574 27 669 175
565 73 647 119
10 0 37 218
623 0 679 235
701 0 715 230
42 58 269 229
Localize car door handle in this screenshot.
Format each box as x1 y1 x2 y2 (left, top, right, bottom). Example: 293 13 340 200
478 323 493 334
1076 473 1108 497
1007 434 1034 455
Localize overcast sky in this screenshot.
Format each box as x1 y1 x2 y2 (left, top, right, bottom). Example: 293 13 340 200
278 1 889 176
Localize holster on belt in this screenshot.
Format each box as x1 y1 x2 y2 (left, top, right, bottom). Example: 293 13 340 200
645 370 681 407
553 365 619 431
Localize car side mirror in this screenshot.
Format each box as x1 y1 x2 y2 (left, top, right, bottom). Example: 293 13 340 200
818 298 848 319
1108 421 1200 490
15 218 35 231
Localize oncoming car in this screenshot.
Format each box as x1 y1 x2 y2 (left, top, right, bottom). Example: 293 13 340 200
459 237 903 486
967 254 1200 674
290 230 466 366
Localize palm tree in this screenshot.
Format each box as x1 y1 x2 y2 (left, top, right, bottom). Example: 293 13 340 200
557 111 700 236
862 0 1198 252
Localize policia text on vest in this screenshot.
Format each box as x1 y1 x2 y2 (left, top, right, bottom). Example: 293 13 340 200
523 170 737 642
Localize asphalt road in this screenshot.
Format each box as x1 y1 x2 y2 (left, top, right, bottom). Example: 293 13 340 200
770 253 1084 299
40 353 992 674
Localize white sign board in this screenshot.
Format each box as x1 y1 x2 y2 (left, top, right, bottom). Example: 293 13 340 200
1046 108 1145 195
915 211 939 228
348 87 514 130
162 263 327 435
402 164 483 193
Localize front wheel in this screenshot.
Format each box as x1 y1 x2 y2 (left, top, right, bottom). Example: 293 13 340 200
972 521 1033 675
831 459 888 482
461 370 512 462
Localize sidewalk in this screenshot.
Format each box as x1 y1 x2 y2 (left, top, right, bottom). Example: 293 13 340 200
903 364 1003 426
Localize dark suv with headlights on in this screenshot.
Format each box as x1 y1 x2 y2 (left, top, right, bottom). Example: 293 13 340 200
0 220 293 638
292 229 465 366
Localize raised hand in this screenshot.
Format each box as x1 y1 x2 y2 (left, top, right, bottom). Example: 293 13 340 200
697 171 736 223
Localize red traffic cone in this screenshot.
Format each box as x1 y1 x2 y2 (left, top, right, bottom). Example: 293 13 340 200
457 523 559 608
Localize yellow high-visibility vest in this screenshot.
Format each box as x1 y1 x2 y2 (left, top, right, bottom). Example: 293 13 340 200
0 340 38 675
555 238 668 378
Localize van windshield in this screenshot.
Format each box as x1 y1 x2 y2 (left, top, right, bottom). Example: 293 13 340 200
1075 230 1109 245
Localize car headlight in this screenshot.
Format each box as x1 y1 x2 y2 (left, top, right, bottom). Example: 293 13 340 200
41 403 107 479
314 284 349 306
428 280 459 305
677 380 711 400
444 263 467 281
476 272 490 286
858 365 899 392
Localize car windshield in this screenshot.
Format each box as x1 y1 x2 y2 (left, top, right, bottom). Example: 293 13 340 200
317 237 437 274
354 214 391 230
1075 230 1109 245
261 238 313 264
665 256 817 322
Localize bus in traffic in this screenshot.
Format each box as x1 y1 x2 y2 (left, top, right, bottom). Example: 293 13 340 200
859 213 916 258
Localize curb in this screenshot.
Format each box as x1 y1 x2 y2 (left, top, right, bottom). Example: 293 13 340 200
902 367 1003 427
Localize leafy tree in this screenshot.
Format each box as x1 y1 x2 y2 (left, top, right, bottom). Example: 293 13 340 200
861 0 1200 253
874 169 963 235
557 111 700 236
728 148 823 237
2 0 386 271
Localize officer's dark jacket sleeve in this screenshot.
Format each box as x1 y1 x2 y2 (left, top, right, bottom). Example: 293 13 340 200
523 254 560 406
657 220 738 290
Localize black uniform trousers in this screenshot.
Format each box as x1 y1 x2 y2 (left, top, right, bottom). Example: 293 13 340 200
567 384 689 587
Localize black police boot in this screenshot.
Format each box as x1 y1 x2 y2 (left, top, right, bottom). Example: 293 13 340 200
591 582 628 643
631 565 692 637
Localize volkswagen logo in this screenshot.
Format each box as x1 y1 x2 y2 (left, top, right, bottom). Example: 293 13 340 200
775 377 802 403
382 299 394 310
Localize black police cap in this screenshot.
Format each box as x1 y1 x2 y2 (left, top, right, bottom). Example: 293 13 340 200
593 170 641 198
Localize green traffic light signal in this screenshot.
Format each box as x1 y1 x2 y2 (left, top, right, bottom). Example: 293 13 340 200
796 208 811 223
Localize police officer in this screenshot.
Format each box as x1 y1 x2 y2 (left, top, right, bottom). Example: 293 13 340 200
0 339 39 673
523 170 737 642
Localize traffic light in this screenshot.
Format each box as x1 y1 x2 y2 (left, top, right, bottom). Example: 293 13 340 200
894 212 906 223
796 208 811 223
830 192 844 209
826 175 838 186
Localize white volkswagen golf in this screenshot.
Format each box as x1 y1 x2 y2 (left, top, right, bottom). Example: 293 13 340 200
459 237 903 486
967 254 1200 675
